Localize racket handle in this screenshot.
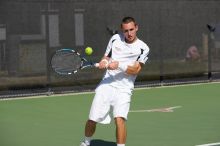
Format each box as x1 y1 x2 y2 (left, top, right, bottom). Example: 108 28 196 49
94 62 109 68
94 63 99 67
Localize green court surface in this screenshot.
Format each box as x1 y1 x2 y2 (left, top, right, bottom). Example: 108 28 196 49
0 82 220 146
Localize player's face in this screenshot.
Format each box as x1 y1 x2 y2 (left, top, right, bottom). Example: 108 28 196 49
121 21 138 43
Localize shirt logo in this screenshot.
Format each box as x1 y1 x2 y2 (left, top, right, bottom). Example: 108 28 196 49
115 47 121 51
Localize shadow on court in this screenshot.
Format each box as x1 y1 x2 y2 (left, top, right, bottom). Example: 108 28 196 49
90 139 116 146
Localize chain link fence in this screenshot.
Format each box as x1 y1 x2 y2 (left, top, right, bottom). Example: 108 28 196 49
0 0 220 97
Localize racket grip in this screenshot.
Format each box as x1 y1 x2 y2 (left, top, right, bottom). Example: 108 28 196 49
94 63 99 67
94 62 109 68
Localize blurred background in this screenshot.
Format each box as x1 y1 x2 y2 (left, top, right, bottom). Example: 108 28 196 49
0 0 220 97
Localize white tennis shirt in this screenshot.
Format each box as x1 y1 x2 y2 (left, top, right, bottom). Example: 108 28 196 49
99 33 150 93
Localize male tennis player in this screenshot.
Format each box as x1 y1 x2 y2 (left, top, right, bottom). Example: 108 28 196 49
80 16 150 146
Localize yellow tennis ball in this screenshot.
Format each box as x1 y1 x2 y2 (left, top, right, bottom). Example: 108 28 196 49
85 47 93 55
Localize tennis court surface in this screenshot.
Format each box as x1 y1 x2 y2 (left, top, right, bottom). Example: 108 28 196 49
0 82 220 146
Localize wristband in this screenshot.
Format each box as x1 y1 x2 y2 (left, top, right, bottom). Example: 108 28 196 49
118 63 128 72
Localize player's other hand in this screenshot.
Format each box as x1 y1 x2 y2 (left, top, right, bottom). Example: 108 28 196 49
107 60 119 70
126 61 142 75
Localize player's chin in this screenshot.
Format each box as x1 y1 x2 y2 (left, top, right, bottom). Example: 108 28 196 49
126 38 135 43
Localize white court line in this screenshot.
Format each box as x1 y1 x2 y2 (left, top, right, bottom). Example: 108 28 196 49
130 106 182 113
135 81 220 91
196 142 220 146
0 91 94 101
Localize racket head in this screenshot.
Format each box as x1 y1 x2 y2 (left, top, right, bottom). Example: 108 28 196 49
51 48 82 75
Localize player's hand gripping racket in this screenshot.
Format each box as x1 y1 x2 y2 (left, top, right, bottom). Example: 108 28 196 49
51 48 99 75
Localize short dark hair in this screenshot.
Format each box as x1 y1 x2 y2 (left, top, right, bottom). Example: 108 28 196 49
121 16 136 25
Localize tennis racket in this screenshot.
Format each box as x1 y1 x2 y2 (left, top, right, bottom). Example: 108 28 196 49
51 48 99 75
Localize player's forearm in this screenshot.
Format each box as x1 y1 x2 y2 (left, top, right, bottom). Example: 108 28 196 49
125 62 142 75
102 59 142 75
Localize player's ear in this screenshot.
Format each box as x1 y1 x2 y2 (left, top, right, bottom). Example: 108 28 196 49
135 24 139 32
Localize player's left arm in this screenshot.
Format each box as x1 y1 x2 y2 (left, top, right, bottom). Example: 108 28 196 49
126 45 150 75
108 61 143 75
126 61 143 75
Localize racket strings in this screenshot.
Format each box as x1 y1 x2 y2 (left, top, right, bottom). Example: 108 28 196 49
51 51 82 74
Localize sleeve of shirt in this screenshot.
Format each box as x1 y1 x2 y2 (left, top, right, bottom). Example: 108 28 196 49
105 40 112 57
137 44 150 64
104 34 118 57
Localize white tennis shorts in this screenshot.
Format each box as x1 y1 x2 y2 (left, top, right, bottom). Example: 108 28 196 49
89 84 131 124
